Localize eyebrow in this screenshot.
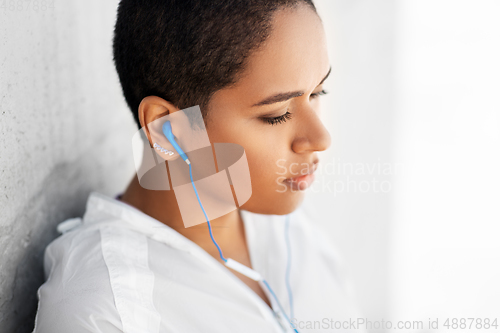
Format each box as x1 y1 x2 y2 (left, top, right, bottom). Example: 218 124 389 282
252 66 332 107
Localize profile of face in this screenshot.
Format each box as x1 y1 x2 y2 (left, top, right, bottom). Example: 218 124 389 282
206 4 331 215
142 3 331 217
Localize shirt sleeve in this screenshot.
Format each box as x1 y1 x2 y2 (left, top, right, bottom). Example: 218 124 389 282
32 230 124 333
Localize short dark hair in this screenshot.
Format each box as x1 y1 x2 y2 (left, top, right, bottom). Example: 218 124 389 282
112 0 316 129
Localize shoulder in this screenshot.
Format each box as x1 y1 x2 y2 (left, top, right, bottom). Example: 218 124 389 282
33 222 124 333
289 205 353 287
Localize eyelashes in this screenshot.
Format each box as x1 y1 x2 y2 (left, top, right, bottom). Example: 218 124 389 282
262 110 293 126
310 89 328 98
260 89 328 126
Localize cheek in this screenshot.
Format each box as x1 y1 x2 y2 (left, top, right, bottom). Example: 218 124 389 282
211 122 280 185
243 140 305 212
243 134 284 177
207 115 305 213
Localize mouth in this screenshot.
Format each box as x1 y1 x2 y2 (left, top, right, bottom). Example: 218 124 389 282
283 159 319 191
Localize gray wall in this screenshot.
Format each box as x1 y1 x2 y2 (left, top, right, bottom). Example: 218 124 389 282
0 2 136 332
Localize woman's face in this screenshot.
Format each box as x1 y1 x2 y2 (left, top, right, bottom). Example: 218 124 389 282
205 4 331 215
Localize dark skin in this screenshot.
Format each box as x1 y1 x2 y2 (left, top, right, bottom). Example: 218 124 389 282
119 4 331 309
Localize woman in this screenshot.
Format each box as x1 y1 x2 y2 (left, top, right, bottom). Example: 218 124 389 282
33 0 363 332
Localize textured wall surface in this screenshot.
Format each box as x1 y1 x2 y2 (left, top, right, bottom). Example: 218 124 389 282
0 2 137 332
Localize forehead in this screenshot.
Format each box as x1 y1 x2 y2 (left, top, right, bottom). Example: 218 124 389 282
230 5 330 102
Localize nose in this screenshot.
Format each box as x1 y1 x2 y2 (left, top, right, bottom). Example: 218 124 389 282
291 105 331 154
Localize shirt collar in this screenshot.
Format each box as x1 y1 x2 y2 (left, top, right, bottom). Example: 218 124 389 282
81 191 274 271
82 191 205 254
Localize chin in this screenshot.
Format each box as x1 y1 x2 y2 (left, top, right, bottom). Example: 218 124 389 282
240 189 305 215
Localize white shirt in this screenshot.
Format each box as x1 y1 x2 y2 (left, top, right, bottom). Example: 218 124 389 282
33 191 364 333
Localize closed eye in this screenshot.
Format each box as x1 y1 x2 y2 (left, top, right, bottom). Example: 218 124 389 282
261 110 293 125
310 89 328 99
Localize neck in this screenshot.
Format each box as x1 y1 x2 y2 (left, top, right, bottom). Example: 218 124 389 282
118 174 247 261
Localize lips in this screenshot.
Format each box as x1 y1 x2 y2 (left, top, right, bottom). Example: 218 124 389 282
283 159 319 191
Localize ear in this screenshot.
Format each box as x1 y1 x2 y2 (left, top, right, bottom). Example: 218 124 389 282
138 96 181 161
